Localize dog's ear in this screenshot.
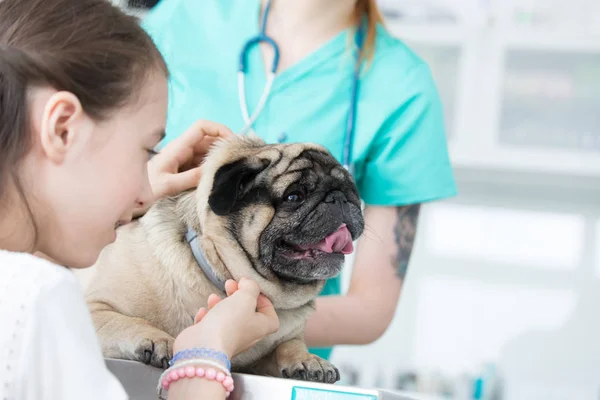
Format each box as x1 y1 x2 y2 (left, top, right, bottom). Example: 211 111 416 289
208 158 269 216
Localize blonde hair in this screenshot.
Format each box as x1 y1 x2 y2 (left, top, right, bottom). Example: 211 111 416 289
353 0 385 64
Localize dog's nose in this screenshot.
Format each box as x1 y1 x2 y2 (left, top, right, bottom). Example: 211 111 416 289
324 191 347 204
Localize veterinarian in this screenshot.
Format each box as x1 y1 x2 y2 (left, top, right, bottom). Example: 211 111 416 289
0 1 278 399
143 0 457 359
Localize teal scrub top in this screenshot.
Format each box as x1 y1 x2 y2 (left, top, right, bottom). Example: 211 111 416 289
143 0 457 361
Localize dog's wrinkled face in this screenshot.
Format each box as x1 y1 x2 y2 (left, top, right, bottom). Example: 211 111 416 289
202 136 364 284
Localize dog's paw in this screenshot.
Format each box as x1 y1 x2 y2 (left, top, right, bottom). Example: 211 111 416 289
133 333 174 369
280 353 340 384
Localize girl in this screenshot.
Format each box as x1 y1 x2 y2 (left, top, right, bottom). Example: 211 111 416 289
0 0 279 399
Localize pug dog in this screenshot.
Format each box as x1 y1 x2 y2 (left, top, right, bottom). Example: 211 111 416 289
83 135 364 383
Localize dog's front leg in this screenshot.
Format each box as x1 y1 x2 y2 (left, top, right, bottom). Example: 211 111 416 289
247 337 340 383
89 304 174 369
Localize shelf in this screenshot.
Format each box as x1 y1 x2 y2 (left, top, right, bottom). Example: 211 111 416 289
384 19 600 53
384 21 471 46
450 144 600 178
500 27 600 52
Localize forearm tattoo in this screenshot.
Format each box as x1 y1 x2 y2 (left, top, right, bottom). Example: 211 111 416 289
392 204 420 279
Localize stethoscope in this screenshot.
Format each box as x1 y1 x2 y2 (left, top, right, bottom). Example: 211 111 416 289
237 0 365 173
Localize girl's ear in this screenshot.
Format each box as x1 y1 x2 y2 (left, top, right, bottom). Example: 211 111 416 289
38 90 87 164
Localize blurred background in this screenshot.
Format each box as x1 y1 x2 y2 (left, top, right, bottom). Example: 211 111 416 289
116 1 600 399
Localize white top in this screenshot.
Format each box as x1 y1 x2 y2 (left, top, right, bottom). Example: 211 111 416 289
0 250 128 400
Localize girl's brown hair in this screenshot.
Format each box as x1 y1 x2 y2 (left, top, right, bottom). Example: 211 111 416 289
353 0 385 64
0 0 167 245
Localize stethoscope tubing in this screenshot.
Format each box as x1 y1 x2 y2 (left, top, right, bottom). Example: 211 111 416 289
237 0 365 172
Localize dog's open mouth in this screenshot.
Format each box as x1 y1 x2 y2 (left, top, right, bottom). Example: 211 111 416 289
280 224 354 259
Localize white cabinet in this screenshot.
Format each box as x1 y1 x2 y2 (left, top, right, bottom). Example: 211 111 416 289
381 0 600 179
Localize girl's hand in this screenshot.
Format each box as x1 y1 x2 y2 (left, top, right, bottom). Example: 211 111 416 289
135 120 234 216
173 278 280 359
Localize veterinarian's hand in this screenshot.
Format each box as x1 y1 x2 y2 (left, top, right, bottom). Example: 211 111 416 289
134 120 235 216
174 278 279 359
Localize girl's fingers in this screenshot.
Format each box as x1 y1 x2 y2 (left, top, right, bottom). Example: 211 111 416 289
165 167 202 195
194 307 207 324
225 280 239 297
237 278 261 298
256 294 279 333
207 293 222 309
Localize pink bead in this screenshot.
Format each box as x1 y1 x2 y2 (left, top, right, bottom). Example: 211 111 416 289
227 384 235 392
161 378 170 388
216 372 225 382
185 366 195 378
169 370 179 381
223 376 234 387
206 368 217 380
177 368 186 378
195 367 205 377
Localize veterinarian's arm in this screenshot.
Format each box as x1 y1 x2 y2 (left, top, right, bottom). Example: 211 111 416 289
304 204 420 347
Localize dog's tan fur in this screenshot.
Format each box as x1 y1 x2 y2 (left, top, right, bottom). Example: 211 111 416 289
82 135 343 381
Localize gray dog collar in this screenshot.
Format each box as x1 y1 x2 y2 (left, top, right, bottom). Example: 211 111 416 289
184 226 226 293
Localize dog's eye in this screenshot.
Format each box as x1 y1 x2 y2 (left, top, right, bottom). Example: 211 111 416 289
284 191 305 203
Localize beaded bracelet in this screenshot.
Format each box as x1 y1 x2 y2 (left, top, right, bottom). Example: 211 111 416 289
156 359 234 400
170 347 231 370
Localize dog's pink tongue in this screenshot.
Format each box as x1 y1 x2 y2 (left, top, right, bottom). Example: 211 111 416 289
318 224 354 254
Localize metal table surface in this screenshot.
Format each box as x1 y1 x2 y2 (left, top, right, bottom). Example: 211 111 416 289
106 359 431 400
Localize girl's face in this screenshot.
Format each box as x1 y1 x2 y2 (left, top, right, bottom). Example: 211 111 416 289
23 71 169 268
